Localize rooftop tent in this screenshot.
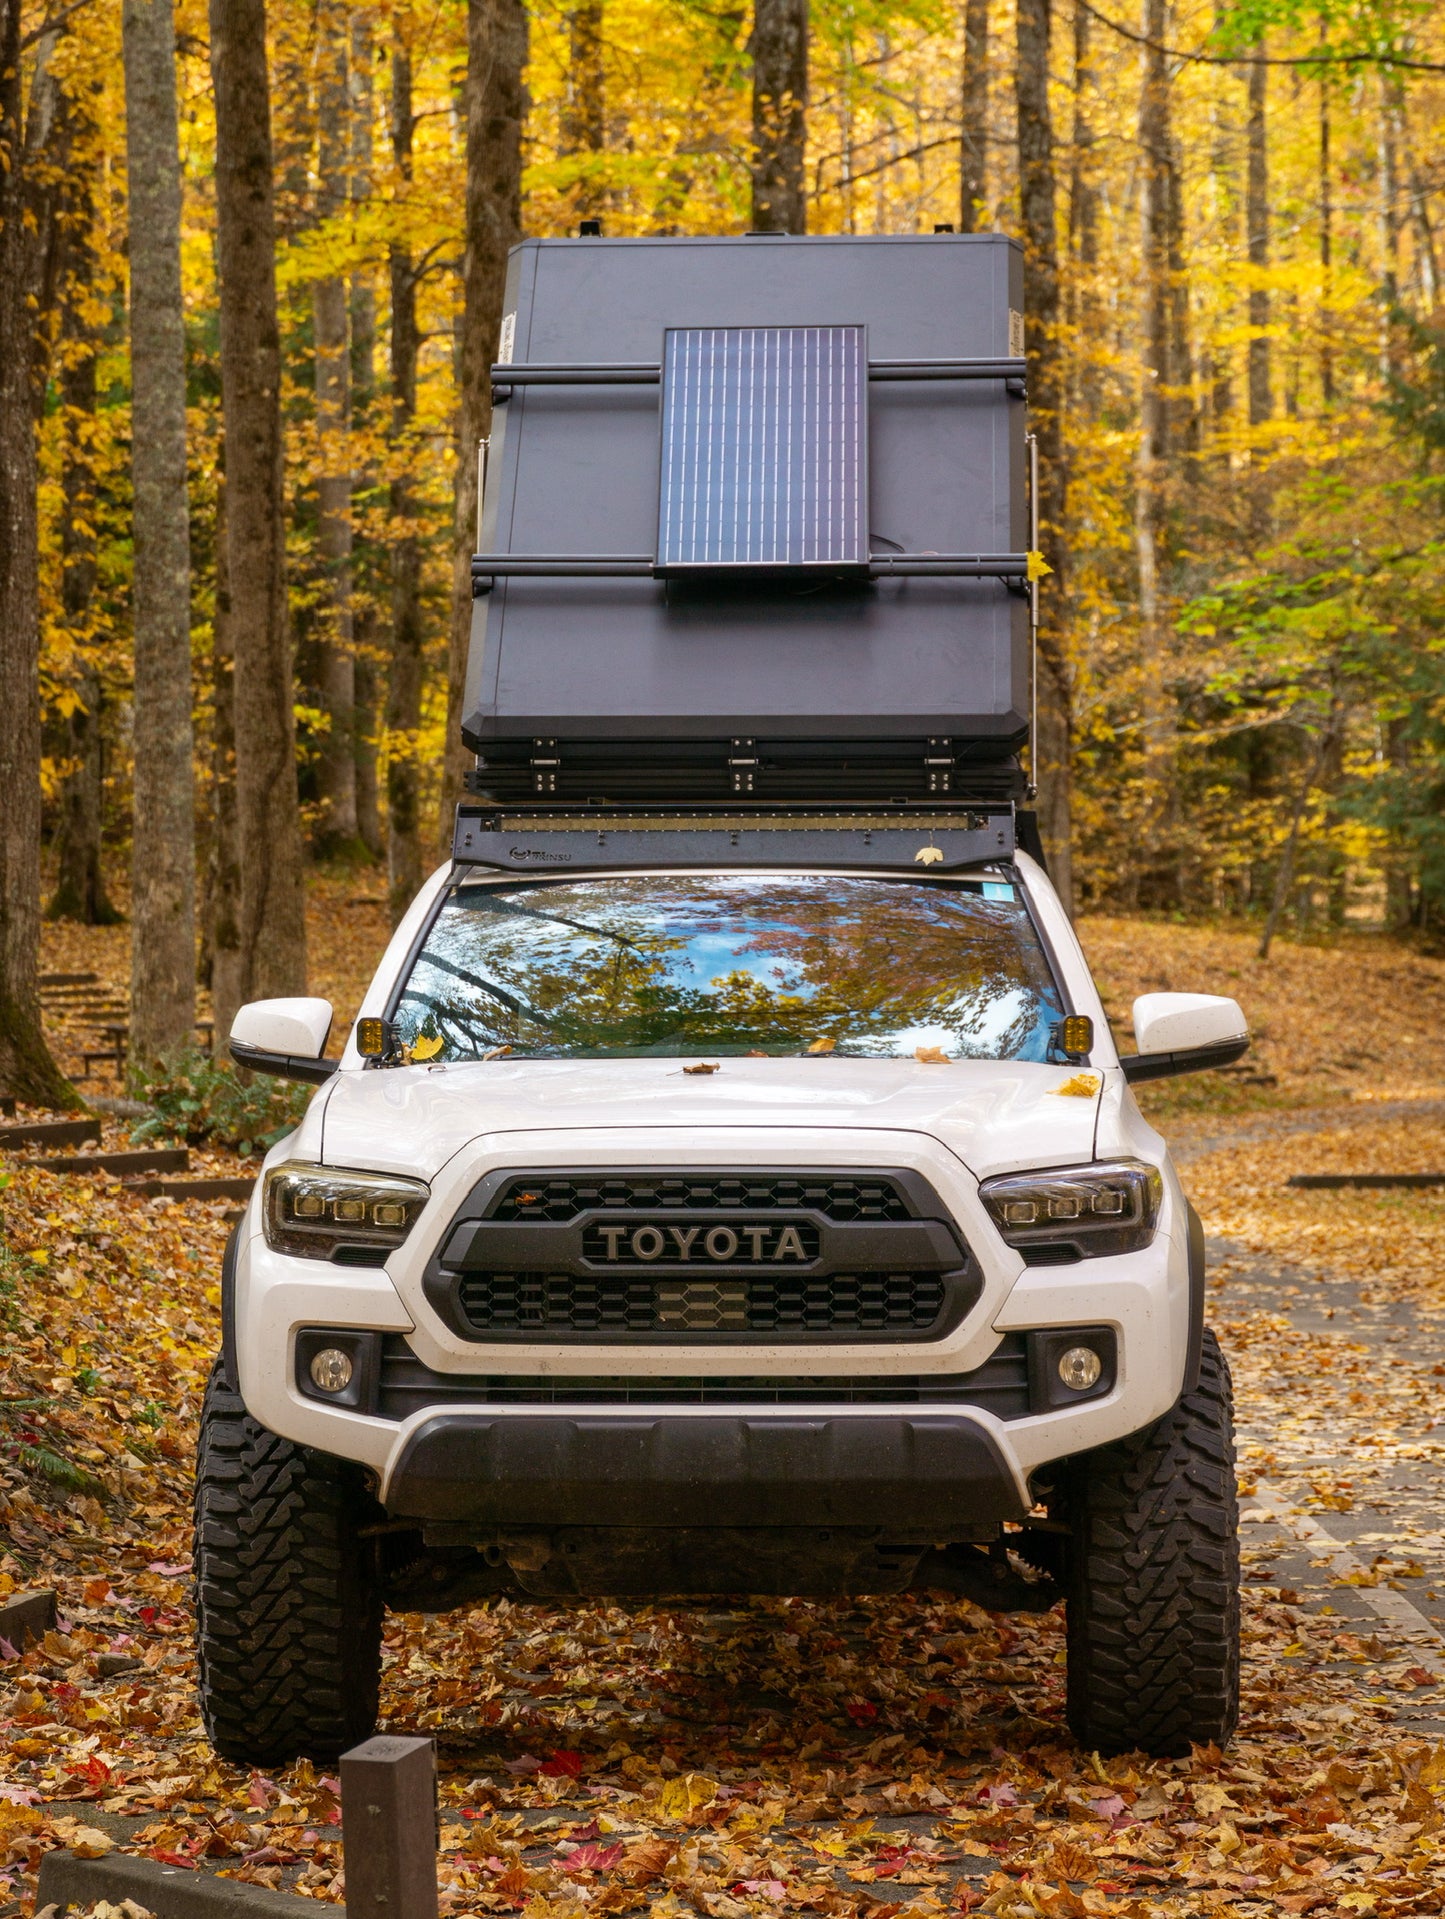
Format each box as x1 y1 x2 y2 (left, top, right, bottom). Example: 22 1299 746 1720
464 232 1030 805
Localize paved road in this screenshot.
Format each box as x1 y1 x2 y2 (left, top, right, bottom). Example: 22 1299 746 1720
1213 1232 1445 1740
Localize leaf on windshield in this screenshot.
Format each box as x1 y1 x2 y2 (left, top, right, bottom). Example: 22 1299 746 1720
683 1062 719 1075
806 1037 836 1054
915 1046 951 1064
410 1032 445 1062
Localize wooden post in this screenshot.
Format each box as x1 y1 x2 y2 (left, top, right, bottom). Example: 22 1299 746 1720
341 1735 439 1919
0 1589 56 1652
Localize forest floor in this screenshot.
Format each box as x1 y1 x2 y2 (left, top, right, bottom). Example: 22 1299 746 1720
4 891 1445 1917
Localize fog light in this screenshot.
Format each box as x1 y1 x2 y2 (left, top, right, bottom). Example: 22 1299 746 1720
1057 1345 1103 1392
309 1347 354 1395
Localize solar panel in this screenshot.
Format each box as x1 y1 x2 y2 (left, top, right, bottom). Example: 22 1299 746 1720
657 324 869 572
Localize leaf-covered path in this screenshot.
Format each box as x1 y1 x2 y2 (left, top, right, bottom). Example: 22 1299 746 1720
6 919 1445 1915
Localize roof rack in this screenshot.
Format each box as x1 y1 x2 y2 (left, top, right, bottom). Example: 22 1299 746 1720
451 802 1017 872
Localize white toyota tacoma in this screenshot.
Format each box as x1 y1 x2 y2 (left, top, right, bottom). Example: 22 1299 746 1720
196 835 1247 1768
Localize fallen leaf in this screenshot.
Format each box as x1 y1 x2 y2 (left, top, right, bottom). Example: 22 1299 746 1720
69 1826 115 1858
1050 1072 1101 1098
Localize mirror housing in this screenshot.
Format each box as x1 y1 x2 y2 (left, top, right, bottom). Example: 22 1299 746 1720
1120 992 1249 1084
229 998 338 1084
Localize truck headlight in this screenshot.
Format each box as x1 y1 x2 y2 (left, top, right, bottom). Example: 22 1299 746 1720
263 1164 430 1261
979 1159 1162 1259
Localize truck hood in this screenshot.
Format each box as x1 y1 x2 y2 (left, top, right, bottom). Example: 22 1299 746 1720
316 1057 1103 1183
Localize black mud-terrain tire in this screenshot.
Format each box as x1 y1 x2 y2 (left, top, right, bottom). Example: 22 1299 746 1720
194 1359 384 1765
1063 1327 1239 1758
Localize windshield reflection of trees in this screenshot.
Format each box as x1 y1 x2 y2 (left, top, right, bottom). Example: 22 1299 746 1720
395 877 1062 1061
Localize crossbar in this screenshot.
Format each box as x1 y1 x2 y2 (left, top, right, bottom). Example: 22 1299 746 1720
470 552 1030 586
491 356 1025 387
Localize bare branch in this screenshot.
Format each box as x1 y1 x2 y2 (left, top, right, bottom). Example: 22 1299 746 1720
1074 0 1445 74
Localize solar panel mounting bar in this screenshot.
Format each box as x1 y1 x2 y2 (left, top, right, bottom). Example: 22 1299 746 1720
491 356 1026 392
471 552 1031 588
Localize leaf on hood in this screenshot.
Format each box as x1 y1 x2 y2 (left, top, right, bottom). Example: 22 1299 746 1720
1050 1072 1101 1098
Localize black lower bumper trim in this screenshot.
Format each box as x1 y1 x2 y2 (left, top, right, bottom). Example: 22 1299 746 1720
384 1411 1026 1529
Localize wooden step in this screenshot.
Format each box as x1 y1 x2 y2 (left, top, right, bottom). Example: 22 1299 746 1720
126 1174 255 1202
29 1146 190 1176
39 971 99 988
0 1117 102 1150
1289 1171 1445 1189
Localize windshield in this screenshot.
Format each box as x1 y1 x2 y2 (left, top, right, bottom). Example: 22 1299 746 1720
390 873 1065 1062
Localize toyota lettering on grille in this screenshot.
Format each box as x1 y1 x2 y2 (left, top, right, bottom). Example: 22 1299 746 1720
587 1222 815 1264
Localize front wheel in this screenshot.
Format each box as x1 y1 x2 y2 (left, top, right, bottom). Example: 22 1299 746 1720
194 1360 384 1765
1063 1328 1240 1758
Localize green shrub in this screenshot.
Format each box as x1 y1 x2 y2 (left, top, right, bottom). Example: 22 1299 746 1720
129 1050 310 1157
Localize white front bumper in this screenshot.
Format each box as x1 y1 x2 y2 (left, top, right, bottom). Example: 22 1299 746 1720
233 1123 1191 1507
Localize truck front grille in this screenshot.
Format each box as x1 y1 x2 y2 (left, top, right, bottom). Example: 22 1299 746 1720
492 1172 912 1223
456 1270 946 1336
425 1165 979 1345
376 1332 1031 1418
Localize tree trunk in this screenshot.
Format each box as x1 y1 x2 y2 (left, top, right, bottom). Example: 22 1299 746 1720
387 41 425 920
349 7 384 861
1067 0 1095 269
1376 70 1402 380
563 0 606 221
210 0 308 1001
1135 0 1178 892
1207 3 1236 430
1377 71 1399 307
1166 132 1196 461
207 471 245 1046
1065 1 1097 420
1258 729 1329 961
441 0 528 853
1319 69 1333 405
1246 54 1270 429
124 0 198 1069
1015 0 1073 911
751 0 808 233
313 0 359 855
48 148 118 928
0 14 77 1106
1135 0 1169 637
958 0 987 233
1408 154 1440 311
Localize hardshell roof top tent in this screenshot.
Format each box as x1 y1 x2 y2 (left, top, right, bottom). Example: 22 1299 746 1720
463 232 1036 828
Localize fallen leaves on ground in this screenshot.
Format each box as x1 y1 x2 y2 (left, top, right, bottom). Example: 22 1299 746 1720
4 917 1445 1917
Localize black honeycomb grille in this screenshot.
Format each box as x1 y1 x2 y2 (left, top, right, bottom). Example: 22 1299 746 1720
457 1270 946 1336
491 1173 912 1224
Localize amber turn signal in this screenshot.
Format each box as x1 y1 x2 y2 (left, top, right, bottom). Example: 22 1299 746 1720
356 1017 387 1057
1059 1014 1094 1055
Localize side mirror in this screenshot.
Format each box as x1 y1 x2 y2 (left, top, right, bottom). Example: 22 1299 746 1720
1120 992 1249 1084
229 997 338 1084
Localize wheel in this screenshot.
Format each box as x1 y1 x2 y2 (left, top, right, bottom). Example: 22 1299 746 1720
1063 1327 1239 1758
193 1358 384 1765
